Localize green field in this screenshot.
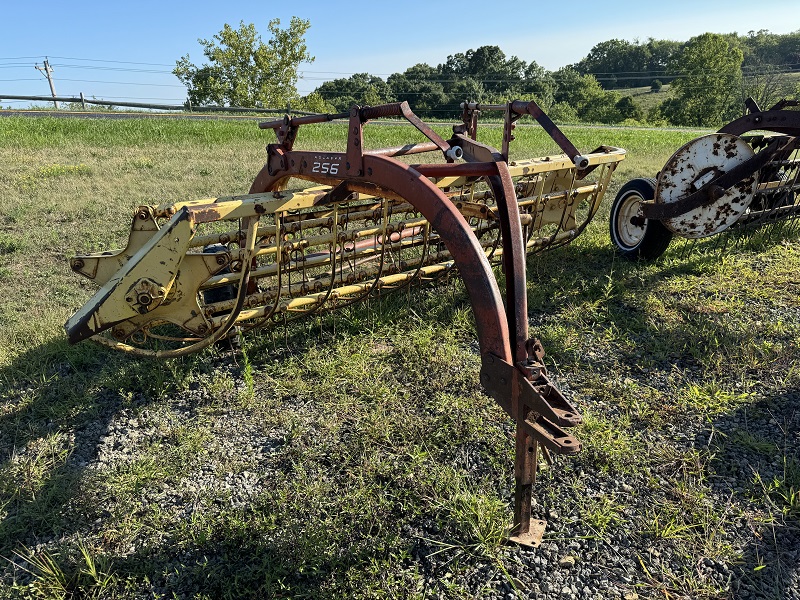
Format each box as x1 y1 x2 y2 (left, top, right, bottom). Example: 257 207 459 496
1 116 798 599
618 84 673 115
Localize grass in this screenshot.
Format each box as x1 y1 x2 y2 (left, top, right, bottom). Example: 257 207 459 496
1 114 799 598
618 83 674 115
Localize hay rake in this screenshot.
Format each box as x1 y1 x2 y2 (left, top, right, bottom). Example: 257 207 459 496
610 98 800 260
65 99 625 545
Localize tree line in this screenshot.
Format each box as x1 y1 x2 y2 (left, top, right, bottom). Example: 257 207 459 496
174 21 800 128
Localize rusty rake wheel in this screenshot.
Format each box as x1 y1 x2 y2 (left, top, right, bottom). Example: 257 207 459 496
65 99 626 546
614 98 800 261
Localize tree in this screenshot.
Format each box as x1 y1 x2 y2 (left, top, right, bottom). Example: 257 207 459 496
552 67 622 122
644 38 683 84
615 96 643 121
574 39 650 88
174 19 313 108
740 30 799 109
438 46 527 102
316 73 393 111
661 33 743 127
520 61 556 109
387 64 447 118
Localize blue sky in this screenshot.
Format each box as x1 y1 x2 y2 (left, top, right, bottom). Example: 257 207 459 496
2 0 799 107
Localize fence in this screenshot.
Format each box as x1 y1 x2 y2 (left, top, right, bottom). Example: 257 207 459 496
0 94 318 115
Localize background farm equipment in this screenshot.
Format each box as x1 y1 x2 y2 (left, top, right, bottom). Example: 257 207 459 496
65 99 625 545
610 99 800 260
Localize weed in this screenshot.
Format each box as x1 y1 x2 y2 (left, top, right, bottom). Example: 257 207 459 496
581 492 623 534
239 341 255 405
433 481 509 558
753 456 800 521
11 539 117 599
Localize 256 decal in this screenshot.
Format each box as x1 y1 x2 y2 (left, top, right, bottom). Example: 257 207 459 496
312 161 339 175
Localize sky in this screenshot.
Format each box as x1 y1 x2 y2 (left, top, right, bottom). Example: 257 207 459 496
1 0 799 108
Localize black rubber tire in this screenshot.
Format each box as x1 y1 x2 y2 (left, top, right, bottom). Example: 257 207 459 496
609 178 673 261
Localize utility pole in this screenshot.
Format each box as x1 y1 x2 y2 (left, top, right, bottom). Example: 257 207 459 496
35 58 58 109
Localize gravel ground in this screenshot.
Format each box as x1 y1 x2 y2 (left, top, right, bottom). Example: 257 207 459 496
3 349 797 600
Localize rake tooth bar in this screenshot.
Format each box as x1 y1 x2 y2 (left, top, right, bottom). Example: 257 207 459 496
65 100 626 545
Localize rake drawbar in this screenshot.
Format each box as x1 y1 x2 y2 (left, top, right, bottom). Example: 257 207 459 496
65 100 625 546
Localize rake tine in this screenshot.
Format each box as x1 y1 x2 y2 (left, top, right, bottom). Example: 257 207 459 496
787 215 800 238
680 238 695 261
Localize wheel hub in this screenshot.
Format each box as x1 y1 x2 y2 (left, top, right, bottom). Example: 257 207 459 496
616 194 647 247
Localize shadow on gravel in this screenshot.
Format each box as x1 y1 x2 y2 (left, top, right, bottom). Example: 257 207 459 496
698 390 800 600
0 337 198 561
104 528 384 599
1 340 112 552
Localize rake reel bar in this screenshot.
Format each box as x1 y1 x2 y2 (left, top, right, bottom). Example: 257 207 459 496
65 100 625 545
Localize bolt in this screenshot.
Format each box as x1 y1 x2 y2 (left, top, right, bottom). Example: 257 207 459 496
112 328 127 340
71 258 84 271
216 255 227 265
197 324 208 334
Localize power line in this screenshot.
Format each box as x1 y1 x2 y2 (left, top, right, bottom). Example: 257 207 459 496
91 95 187 101
55 78 185 88
46 55 175 68
50 63 175 75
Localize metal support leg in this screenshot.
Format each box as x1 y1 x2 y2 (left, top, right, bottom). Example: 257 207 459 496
510 434 545 546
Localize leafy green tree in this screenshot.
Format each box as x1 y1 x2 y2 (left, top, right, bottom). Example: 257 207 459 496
387 64 447 118
574 39 650 88
615 96 643 121
520 61 557 109
294 92 336 114
740 30 799 109
661 33 743 127
316 73 393 111
645 38 683 84
439 46 527 99
174 19 313 108
552 67 622 122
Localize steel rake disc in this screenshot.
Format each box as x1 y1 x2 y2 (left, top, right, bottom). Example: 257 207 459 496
656 134 758 239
